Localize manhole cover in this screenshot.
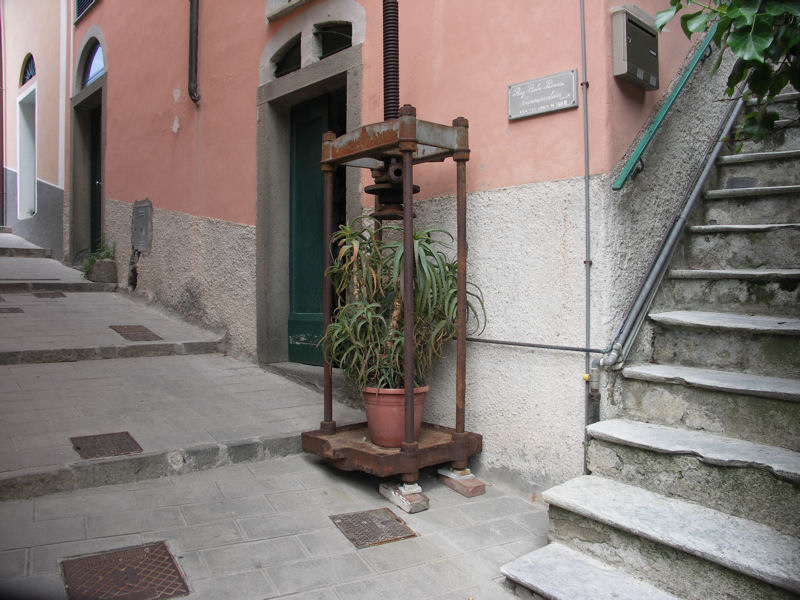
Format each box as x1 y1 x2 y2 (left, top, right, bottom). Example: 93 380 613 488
61 541 189 600
110 325 163 342
34 291 66 298
70 431 143 459
0 307 23 313
330 508 417 549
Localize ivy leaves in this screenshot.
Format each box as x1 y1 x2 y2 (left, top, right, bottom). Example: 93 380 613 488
656 0 799 143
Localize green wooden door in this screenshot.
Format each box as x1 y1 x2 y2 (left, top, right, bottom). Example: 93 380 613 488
288 95 329 365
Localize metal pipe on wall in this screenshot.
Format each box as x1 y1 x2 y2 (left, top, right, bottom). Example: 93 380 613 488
0 11 5 225
579 0 597 471
188 0 200 104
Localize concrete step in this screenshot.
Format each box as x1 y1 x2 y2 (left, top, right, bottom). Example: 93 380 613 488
622 362 800 402
545 475 800 600
587 419 800 535
703 185 800 225
501 542 681 600
648 310 800 378
684 223 800 270
619 365 800 450
0 233 51 258
0 291 224 365
0 429 304 502
0 352 367 501
716 149 800 188
0 257 115 293
659 269 800 316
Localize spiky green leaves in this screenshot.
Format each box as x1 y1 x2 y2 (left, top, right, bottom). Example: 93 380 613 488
321 218 485 390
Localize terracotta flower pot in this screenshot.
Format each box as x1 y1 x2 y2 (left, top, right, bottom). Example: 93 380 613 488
362 386 429 448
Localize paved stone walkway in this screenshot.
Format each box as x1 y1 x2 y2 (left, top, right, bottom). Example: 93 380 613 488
0 233 547 599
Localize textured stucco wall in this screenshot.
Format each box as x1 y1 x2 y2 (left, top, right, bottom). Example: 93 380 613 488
414 178 609 491
105 198 257 358
595 47 739 414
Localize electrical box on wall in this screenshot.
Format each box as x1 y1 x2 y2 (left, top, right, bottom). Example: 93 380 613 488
611 5 659 90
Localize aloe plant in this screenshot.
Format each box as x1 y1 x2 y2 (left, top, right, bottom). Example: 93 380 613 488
322 216 485 391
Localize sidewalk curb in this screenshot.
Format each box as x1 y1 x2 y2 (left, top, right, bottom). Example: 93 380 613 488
0 281 117 293
0 340 224 365
0 434 303 500
0 248 51 258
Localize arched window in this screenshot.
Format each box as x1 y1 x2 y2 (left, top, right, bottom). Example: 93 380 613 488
20 54 36 86
316 22 352 58
83 42 105 86
274 36 301 78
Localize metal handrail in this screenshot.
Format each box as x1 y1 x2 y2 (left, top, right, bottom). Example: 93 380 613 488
612 24 717 190
601 95 744 367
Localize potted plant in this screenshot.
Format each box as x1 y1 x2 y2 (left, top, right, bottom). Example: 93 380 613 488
321 216 484 447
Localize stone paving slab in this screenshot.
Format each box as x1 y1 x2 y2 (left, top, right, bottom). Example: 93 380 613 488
0 455 547 599
0 354 365 498
0 292 223 363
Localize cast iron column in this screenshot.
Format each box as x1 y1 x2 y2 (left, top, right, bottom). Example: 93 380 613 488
320 132 337 434
453 117 470 469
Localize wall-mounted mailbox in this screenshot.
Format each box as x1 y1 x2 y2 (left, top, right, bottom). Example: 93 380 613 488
612 5 659 90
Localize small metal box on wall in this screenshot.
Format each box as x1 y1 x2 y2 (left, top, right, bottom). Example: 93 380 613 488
611 5 659 90
132 199 153 253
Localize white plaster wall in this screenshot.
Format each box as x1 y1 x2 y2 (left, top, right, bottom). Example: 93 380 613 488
414 178 608 491
105 198 257 358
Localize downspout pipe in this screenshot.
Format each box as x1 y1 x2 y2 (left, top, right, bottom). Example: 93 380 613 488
0 12 5 226
579 0 596 473
188 0 200 104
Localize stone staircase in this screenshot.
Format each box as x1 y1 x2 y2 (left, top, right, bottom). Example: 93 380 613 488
502 95 800 598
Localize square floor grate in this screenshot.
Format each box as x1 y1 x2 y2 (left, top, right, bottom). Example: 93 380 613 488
70 431 143 459
0 306 23 313
61 541 189 600
34 291 66 298
110 325 163 342
330 508 417 549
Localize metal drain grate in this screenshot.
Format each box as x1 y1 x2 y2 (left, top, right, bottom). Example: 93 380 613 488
70 431 143 459
34 291 66 298
61 541 189 600
0 307 23 313
330 508 417 549
110 325 163 342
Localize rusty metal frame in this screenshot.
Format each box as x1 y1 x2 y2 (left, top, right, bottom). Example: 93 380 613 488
302 104 477 482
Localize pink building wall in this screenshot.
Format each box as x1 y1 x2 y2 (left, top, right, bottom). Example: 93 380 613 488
73 0 263 226
73 0 694 224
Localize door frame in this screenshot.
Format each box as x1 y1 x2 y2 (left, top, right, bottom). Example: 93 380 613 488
69 30 107 263
256 44 363 365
